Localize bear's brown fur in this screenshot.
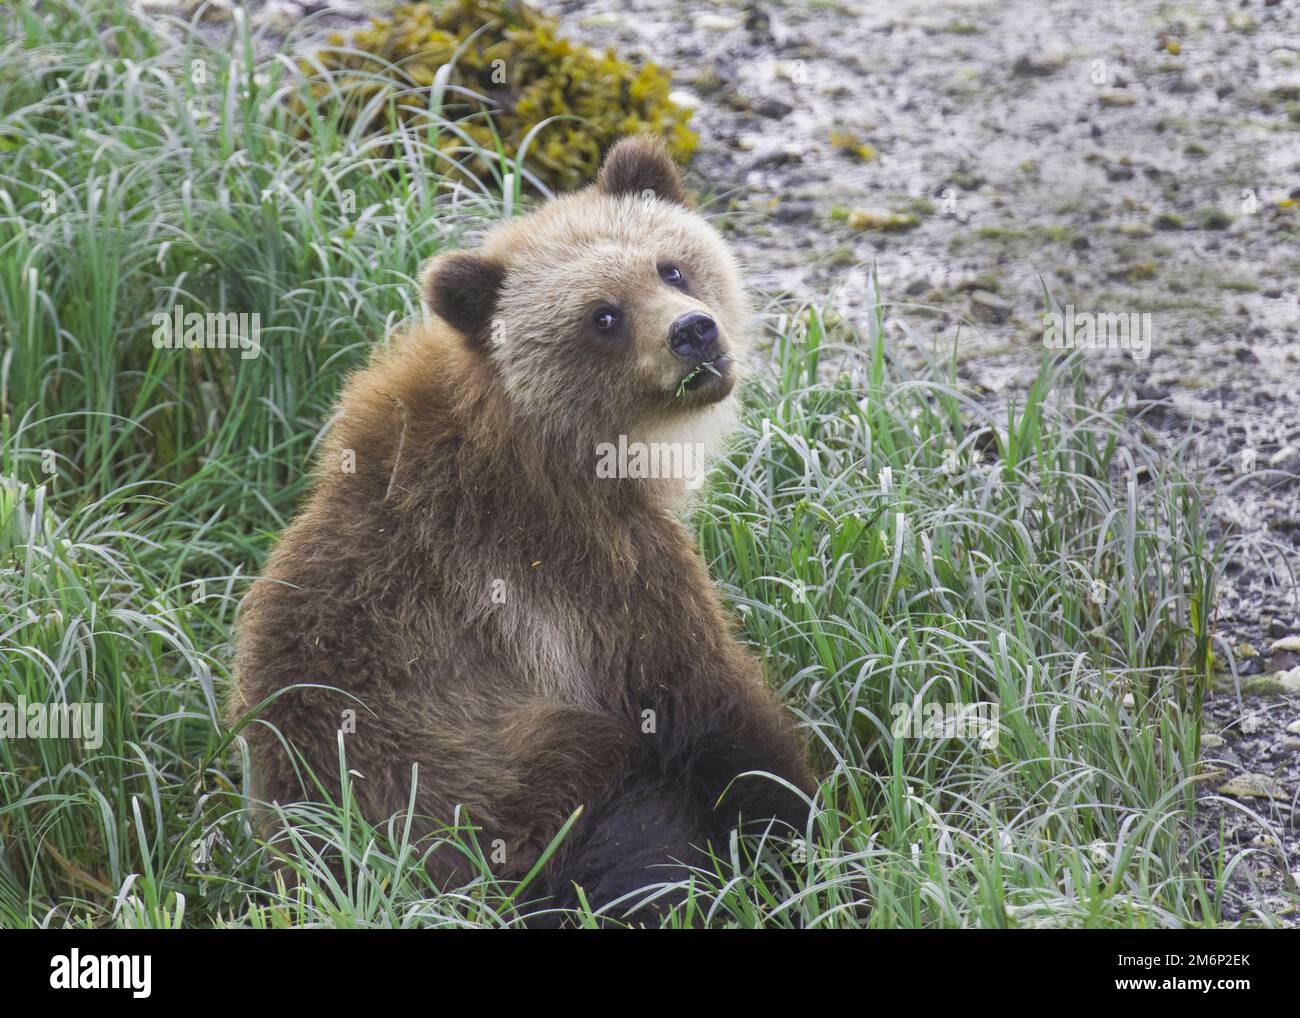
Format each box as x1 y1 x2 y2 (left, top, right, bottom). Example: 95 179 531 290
230 137 816 921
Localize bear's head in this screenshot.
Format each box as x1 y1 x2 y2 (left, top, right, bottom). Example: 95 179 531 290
419 137 748 460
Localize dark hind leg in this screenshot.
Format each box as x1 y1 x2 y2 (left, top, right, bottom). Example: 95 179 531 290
525 699 817 927
531 778 716 928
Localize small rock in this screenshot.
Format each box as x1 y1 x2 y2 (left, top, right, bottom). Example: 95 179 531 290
1275 666 1300 692
1217 773 1286 800
1241 714 1263 734
969 290 1013 324
1286 720 1300 736
694 13 741 32
751 96 793 120
1198 207 1233 230
1201 734 1226 749
579 12 624 28
1098 89 1138 107
1109 261 1157 283
196 0 234 21
754 144 805 168
771 200 815 223
898 15 945 33
1271 650 1300 672
1270 635 1300 653
1237 643 1259 658
1013 51 1067 76
1114 221 1152 237
743 5 772 37
956 274 1001 294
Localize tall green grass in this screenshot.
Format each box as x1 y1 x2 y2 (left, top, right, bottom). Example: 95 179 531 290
0 0 1280 927
0 0 504 537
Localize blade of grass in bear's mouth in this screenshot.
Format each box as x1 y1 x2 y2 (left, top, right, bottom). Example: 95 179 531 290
675 359 724 398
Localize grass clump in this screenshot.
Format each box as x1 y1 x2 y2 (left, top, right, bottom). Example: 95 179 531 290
0 0 500 529
305 0 698 193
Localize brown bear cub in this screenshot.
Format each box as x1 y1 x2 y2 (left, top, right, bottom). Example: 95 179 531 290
231 137 816 922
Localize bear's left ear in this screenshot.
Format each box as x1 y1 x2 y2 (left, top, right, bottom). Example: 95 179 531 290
596 135 688 205
420 251 506 350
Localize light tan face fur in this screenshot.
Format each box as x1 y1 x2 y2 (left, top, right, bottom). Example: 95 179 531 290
421 140 750 466
482 190 748 447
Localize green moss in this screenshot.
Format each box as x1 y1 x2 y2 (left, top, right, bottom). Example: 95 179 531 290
830 206 919 231
1212 674 1286 696
828 129 875 162
304 0 697 192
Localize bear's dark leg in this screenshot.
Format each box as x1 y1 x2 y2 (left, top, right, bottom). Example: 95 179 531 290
670 689 818 834
530 778 715 927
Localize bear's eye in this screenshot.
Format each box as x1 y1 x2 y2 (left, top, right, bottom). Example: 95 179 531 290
592 307 622 332
659 264 684 286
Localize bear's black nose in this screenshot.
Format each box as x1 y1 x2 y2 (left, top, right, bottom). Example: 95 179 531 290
669 311 719 361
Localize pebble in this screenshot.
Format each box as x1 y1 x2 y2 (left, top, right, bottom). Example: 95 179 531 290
1098 89 1137 107
1217 773 1287 800
694 13 741 32
579 12 623 28
1013 51 1067 76
970 290 1013 324
751 97 793 120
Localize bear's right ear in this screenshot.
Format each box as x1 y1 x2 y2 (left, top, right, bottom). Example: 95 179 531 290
420 251 506 350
